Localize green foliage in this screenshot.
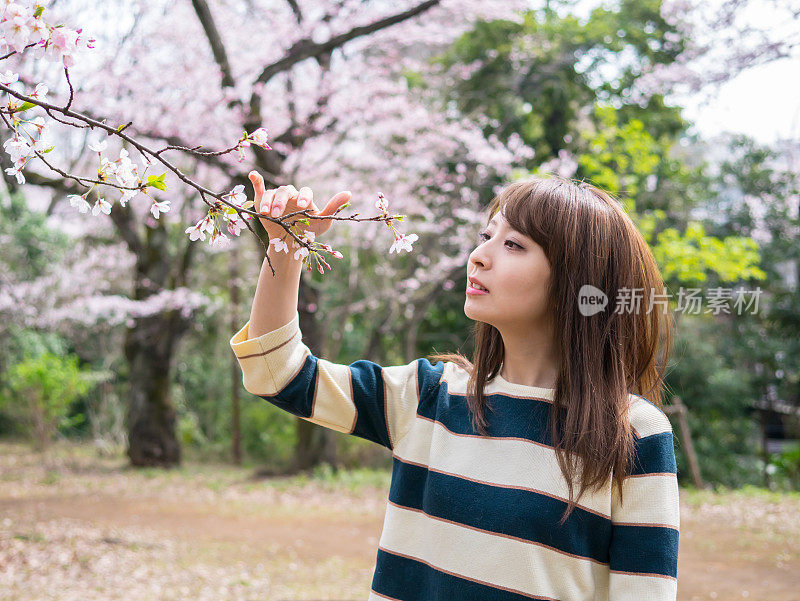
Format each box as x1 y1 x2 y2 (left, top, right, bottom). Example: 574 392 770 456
427 0 686 164
652 222 767 285
769 442 800 490
666 314 763 488
1 351 97 451
705 135 800 405
575 105 662 199
240 399 296 468
573 108 767 289
0 192 71 280
309 462 392 491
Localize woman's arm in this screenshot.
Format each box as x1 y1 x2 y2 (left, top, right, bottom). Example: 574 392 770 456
248 242 303 338
232 173 442 450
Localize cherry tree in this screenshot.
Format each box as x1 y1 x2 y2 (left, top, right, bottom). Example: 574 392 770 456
0 0 536 467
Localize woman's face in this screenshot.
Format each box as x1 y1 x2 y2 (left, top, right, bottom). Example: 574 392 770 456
464 211 552 331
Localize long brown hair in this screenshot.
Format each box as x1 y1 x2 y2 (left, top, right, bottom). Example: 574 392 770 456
429 175 674 524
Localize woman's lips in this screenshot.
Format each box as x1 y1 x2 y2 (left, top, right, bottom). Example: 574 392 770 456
466 284 489 295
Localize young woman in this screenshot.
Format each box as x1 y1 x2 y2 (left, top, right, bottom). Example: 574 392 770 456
231 172 679 601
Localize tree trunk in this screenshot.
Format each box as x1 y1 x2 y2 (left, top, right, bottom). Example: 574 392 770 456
124 310 183 467
121 217 194 468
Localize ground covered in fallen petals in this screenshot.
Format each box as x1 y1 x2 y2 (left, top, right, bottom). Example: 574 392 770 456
0 441 798 601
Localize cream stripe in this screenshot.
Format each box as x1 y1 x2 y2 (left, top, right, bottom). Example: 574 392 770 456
380 361 423 447
311 359 358 433
393 416 613 518
628 398 673 439
311 359 423 445
609 570 678 597
379 502 609 601
612 472 680 528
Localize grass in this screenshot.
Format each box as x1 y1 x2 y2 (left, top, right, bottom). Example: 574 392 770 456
682 483 800 506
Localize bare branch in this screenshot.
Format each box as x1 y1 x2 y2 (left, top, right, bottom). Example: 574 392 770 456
247 0 441 124
190 0 238 92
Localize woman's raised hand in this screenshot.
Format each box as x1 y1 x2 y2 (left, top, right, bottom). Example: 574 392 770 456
248 170 351 240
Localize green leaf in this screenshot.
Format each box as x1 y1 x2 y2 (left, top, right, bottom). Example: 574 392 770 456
17 102 36 112
33 5 44 17
147 175 167 191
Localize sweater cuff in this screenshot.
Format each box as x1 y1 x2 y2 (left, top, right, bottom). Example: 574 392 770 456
229 310 300 359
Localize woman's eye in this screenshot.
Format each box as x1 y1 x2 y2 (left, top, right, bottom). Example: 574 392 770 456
477 231 520 249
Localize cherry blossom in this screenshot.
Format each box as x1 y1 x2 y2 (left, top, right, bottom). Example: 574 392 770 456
68 193 91 214
0 69 18 84
269 236 289 254
225 213 247 236
249 127 271 149
91 197 111 216
222 184 247 207
389 232 419 254
149 199 171 219
184 216 214 242
28 81 46 99
209 228 230 249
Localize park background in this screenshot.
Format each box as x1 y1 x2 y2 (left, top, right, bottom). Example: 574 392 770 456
0 0 798 599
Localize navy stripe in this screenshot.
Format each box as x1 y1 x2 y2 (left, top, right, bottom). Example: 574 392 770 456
348 359 392 448
420 382 560 444
257 354 317 418
389 458 612 564
609 523 679 578
631 432 677 475
418 358 446 406
424 382 676 477
372 548 553 601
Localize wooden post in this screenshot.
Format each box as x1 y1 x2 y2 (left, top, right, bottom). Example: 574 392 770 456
663 396 705 489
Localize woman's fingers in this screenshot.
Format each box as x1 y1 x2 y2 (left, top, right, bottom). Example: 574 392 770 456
319 191 352 216
247 179 346 232
297 186 313 209
270 185 301 217
262 189 276 214
248 171 264 207
271 187 288 217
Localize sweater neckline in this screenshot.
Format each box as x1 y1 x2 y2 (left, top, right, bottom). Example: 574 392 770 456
490 369 556 400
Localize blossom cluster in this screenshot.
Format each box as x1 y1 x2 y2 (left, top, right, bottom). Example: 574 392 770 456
1 2 94 64
0 2 95 184
376 192 418 254
0 2 418 275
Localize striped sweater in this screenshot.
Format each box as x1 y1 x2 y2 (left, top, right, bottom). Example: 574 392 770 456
230 310 680 601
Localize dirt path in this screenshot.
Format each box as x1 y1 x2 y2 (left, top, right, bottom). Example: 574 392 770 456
1 443 798 600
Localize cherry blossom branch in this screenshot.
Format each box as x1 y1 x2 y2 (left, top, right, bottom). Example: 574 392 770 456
0 1 420 277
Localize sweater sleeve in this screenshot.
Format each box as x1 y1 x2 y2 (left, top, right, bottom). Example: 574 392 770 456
229 310 432 451
608 399 680 600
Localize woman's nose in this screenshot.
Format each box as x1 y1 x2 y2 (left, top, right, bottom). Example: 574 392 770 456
469 251 488 270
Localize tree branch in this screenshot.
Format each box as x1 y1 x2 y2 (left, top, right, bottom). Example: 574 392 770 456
246 0 441 125
190 0 238 92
